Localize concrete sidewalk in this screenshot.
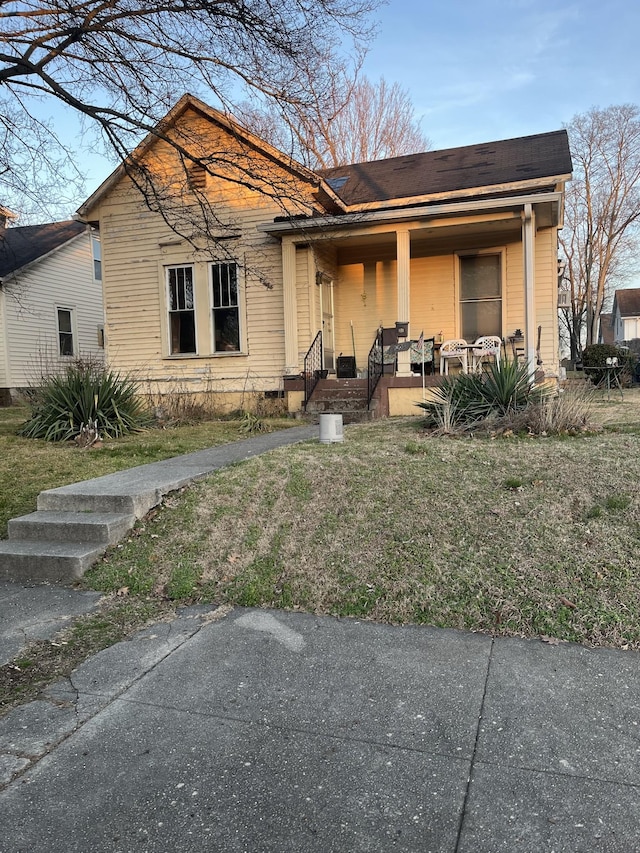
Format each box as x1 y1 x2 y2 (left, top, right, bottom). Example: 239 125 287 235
1 606 640 851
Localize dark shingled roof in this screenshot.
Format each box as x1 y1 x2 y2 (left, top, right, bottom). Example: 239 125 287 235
0 220 86 279
614 288 640 317
321 130 572 207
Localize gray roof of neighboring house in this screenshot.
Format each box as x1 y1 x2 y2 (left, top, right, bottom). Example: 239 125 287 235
321 130 572 206
0 220 86 279
614 288 640 317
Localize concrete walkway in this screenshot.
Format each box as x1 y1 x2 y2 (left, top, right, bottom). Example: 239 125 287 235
0 424 319 583
2 606 640 851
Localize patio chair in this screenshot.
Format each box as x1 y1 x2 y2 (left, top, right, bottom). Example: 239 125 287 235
471 335 502 373
439 339 468 375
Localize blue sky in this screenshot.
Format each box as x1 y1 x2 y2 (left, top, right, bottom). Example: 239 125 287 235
26 0 640 201
363 0 640 150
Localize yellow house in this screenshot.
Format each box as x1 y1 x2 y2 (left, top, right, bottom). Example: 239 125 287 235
77 94 572 417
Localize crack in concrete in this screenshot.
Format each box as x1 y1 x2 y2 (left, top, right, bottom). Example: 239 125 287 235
0 606 229 791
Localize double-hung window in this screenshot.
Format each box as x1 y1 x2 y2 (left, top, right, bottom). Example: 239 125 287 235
92 232 102 281
211 263 240 352
57 308 74 356
167 265 196 354
460 254 502 341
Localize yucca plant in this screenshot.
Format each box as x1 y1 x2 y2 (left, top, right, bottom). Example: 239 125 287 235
19 362 151 442
416 356 541 431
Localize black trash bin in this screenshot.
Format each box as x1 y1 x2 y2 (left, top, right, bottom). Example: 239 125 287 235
336 356 357 379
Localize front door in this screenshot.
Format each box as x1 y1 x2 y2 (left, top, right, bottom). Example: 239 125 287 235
320 276 335 371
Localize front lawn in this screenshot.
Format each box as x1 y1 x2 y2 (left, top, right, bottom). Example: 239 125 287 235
85 390 640 650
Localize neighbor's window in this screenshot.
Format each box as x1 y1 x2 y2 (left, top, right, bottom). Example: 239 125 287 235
211 262 240 352
57 308 74 356
92 232 102 280
167 265 196 354
460 254 502 341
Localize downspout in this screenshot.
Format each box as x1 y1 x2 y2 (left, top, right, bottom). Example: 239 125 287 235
522 203 536 375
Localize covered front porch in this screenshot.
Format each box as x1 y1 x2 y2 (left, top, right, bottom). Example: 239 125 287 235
263 191 562 416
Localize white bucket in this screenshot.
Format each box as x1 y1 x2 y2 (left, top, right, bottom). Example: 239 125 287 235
319 413 344 444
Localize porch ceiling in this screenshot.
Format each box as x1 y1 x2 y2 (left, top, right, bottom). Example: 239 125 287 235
331 214 523 261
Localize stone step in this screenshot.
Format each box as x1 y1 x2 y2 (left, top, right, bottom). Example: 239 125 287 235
8 510 135 545
305 399 370 414
0 540 109 584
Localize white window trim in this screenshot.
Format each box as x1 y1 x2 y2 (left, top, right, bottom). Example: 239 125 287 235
208 261 247 356
454 248 506 340
91 231 102 282
55 305 77 358
165 264 198 357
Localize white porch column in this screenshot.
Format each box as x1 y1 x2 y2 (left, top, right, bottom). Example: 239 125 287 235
396 228 412 376
522 204 536 373
282 237 299 375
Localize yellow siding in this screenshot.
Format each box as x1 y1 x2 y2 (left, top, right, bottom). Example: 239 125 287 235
89 104 562 395
331 230 559 374
93 107 321 394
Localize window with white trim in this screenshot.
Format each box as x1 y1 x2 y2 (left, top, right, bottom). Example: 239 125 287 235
57 308 74 356
92 232 102 280
460 254 502 341
211 262 240 352
167 265 196 354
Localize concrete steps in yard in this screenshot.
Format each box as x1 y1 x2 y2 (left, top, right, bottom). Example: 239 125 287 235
0 423 320 585
0 510 135 584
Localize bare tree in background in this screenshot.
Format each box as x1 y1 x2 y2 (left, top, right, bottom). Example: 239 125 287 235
559 105 640 359
0 0 378 223
238 73 431 169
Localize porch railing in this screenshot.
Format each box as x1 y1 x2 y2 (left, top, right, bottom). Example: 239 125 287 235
303 330 323 409
367 328 384 407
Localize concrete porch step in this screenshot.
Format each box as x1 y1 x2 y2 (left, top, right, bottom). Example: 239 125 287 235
8 510 135 544
0 539 110 583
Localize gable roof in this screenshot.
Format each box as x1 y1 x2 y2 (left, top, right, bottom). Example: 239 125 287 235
614 288 640 317
78 94 345 220
0 220 87 279
321 130 572 208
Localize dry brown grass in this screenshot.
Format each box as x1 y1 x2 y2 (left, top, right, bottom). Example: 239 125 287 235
88 406 640 650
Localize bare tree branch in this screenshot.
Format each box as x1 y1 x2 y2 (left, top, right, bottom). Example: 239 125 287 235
238 72 431 169
0 0 379 222
559 104 640 357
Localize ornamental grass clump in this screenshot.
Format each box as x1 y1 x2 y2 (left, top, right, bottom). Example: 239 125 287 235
19 362 151 442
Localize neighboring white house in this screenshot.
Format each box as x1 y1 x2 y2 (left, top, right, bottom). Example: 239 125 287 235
610 288 640 343
0 219 105 404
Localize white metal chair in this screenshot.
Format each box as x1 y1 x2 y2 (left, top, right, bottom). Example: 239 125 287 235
471 336 502 373
439 339 468 374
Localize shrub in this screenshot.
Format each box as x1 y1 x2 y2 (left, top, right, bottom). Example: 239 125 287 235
582 344 635 386
416 357 540 432
19 362 151 442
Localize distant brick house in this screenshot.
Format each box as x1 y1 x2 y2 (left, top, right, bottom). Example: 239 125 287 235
77 94 572 416
0 219 104 404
